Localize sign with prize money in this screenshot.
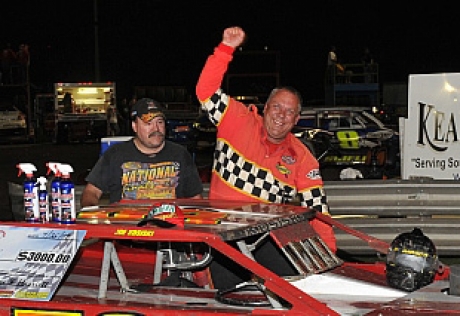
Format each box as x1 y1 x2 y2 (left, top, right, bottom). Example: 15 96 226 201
0 226 86 301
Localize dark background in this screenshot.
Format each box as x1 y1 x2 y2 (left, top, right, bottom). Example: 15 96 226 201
3 1 458 216
2 1 459 103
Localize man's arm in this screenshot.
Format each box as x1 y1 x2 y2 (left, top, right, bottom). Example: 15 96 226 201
80 183 103 207
299 186 329 213
196 27 245 102
299 185 336 252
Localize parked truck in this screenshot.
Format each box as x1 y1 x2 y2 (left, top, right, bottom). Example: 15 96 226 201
53 82 116 143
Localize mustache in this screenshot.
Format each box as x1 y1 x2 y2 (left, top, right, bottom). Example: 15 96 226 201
148 131 165 138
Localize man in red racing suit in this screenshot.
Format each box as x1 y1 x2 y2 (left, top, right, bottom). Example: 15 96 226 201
196 26 336 252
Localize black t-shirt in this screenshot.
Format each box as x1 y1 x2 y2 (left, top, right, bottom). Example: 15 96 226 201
86 139 203 203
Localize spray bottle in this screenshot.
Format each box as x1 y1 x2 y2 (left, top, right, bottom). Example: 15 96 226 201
59 163 75 223
17 163 38 222
46 162 62 222
36 176 49 222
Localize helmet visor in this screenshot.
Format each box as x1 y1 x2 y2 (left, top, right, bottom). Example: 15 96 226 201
393 253 437 272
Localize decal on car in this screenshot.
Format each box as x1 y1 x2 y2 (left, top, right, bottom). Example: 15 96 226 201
324 155 367 164
336 130 360 149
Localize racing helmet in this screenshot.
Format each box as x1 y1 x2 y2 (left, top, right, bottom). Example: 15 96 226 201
386 228 438 292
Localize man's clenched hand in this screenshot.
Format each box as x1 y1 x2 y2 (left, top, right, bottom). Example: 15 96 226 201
222 26 246 48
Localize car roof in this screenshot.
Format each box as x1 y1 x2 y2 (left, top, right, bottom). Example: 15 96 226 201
300 106 372 114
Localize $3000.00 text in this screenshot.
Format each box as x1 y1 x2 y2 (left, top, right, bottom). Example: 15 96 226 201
16 251 71 264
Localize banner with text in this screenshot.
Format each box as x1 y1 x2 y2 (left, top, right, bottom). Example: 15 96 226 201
402 73 460 180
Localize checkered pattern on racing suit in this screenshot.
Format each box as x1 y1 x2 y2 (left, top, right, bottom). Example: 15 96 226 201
196 43 336 251
205 89 326 211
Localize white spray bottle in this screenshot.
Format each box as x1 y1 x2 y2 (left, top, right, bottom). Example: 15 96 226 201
36 176 49 222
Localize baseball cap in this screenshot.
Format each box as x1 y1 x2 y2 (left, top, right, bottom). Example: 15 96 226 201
131 98 166 123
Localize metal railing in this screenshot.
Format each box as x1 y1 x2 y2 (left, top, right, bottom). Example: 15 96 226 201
9 179 460 256
324 178 460 255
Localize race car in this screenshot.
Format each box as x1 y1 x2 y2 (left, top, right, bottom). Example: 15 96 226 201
292 107 400 179
0 200 450 315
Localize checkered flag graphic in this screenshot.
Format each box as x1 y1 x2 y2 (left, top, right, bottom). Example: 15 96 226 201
3 230 83 301
203 89 228 126
215 141 295 203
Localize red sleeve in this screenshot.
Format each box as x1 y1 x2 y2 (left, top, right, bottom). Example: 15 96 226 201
310 218 337 253
217 43 235 55
196 44 235 101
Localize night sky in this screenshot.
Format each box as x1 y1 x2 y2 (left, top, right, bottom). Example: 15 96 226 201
3 1 460 103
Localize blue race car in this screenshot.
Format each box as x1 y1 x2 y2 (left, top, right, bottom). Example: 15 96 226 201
292 107 400 179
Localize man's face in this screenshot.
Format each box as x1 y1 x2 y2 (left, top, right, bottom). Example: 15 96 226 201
132 115 166 150
263 90 300 144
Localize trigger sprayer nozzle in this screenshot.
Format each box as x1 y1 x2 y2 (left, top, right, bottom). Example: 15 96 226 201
17 163 37 177
36 176 48 190
58 163 73 177
46 162 62 176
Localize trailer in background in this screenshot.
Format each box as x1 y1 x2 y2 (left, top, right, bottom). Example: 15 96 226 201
53 82 116 143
